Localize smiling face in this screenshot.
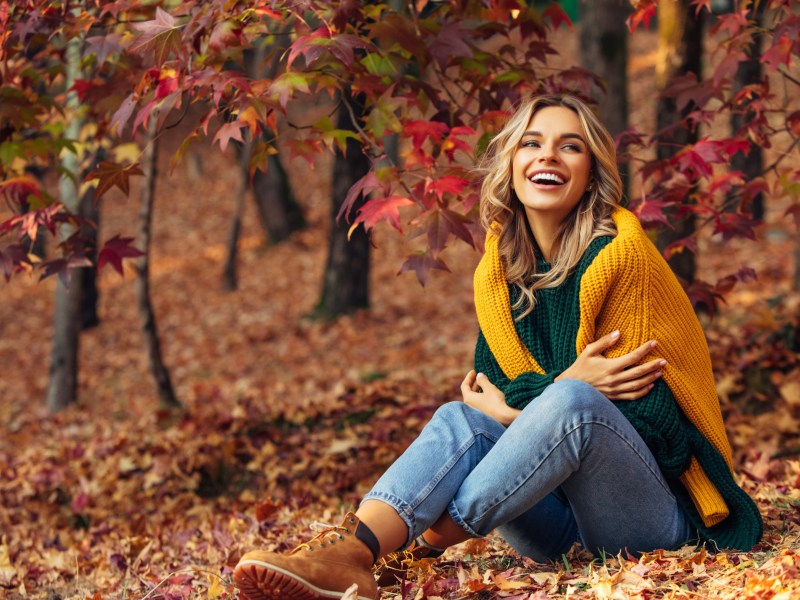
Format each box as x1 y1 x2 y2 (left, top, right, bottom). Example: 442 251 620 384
511 105 593 237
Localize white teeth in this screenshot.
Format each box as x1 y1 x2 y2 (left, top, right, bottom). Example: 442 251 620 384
530 172 565 185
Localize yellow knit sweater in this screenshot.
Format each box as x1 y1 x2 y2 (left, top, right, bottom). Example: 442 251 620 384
474 206 732 527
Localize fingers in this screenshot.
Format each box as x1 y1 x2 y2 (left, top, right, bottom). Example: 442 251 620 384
610 340 658 370
461 370 477 396
475 372 497 392
609 385 654 401
620 358 667 381
584 330 620 355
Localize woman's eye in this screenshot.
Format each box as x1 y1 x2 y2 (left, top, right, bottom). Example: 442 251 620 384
563 144 581 151
522 140 540 148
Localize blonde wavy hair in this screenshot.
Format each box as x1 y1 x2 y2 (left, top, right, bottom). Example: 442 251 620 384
479 94 622 319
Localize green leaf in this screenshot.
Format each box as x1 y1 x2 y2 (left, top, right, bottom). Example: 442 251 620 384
365 95 404 138
0 142 23 165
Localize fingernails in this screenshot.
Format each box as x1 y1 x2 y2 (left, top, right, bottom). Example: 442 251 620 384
659 360 667 367
650 341 658 349
610 330 620 339
654 371 662 379
477 372 485 378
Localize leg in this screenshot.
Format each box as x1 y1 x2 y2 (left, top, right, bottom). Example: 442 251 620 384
449 379 691 558
360 400 507 549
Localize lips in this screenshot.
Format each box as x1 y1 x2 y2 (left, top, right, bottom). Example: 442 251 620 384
528 170 567 185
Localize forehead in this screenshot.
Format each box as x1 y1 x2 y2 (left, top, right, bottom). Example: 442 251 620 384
524 105 584 133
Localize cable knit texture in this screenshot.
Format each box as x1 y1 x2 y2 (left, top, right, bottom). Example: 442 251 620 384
473 206 763 551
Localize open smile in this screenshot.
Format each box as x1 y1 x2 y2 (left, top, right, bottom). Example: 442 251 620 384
527 170 568 187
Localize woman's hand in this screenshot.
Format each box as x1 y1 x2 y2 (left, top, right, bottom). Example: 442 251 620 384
556 330 666 401
460 370 520 425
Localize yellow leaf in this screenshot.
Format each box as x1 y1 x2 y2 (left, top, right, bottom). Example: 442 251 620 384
780 381 800 406
112 143 141 164
493 572 528 590
207 575 224 598
0 543 17 586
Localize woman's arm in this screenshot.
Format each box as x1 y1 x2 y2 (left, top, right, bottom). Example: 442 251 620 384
557 330 666 400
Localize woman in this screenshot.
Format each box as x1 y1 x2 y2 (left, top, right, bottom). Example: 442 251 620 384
233 95 763 600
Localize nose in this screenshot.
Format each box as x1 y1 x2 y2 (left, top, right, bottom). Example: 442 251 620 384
537 142 559 162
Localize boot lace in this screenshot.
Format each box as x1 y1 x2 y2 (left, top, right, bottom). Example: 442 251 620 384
293 519 353 553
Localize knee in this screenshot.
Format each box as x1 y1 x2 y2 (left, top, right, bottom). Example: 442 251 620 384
532 379 610 419
431 401 472 423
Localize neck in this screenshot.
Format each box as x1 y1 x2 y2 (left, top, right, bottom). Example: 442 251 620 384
525 212 559 262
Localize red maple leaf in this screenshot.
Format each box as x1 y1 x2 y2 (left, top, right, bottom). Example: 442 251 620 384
97 235 144 276
83 33 123 65
86 162 144 200
130 7 183 67
353 195 413 233
626 1 656 32
213 121 245 153
425 176 469 202
338 172 386 223
404 120 449 150
397 251 451 286
761 34 794 70
542 3 573 30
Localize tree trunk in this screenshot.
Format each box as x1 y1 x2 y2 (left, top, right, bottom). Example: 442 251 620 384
77 184 100 329
251 152 305 245
222 133 251 291
77 147 106 330
729 0 764 220
243 42 305 245
46 33 84 413
136 124 181 409
579 0 629 137
655 0 702 283
315 91 371 320
579 0 630 199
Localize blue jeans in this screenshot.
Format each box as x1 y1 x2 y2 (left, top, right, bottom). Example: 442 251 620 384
362 379 693 561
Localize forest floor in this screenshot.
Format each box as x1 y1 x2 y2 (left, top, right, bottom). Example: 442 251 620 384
2 24 800 600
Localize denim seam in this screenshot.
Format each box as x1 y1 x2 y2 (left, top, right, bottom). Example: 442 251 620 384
409 427 500 513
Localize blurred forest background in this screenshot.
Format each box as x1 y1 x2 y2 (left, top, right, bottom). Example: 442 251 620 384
1 0 799 598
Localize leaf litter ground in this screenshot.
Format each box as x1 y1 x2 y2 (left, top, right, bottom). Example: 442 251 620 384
2 35 800 600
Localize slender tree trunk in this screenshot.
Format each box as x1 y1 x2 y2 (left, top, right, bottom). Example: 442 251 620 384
579 0 630 199
729 0 764 220
222 133 252 291
655 0 702 283
315 90 371 320
252 153 305 245
243 42 304 245
46 34 84 413
77 184 100 329
136 124 181 409
77 147 106 330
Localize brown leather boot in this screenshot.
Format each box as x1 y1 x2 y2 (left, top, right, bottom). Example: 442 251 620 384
374 537 441 586
234 512 379 600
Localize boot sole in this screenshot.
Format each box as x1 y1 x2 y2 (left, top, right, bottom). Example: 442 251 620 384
234 559 376 600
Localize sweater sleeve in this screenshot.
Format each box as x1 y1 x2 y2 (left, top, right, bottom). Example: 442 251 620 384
474 329 560 410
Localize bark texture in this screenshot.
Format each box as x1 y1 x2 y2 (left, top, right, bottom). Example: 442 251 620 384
729 0 764 220
136 125 181 409
46 34 84 413
315 91 371 320
655 0 703 283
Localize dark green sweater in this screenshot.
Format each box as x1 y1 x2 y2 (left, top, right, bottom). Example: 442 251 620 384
474 236 763 551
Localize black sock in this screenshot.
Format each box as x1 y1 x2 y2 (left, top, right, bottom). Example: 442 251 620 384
354 521 381 563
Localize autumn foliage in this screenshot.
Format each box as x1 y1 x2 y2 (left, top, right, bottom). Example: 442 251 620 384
1 0 800 598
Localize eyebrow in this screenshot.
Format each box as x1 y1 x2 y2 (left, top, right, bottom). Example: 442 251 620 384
522 131 587 144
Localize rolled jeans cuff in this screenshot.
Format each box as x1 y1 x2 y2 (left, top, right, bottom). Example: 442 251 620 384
360 491 417 549
447 499 481 538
